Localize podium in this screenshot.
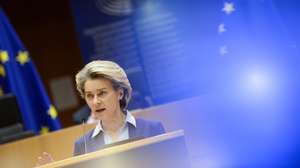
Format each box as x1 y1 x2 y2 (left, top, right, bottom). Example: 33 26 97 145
0 97 203 167
37 130 190 168
0 123 96 168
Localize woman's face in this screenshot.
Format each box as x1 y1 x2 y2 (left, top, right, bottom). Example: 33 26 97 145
84 78 122 121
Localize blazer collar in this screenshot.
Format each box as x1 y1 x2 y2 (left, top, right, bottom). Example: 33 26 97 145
91 111 136 138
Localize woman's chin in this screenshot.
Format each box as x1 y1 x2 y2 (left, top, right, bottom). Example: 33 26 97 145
92 114 102 120
94 117 101 121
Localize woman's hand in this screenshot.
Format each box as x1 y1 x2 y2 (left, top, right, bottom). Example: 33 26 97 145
36 152 54 166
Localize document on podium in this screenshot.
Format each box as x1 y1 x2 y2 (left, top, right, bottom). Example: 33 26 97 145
37 130 190 168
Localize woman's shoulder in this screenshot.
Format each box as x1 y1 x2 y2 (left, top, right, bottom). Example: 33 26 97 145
74 128 95 144
135 118 165 135
135 118 163 126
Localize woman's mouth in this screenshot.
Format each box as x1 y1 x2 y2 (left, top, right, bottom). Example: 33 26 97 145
95 108 105 113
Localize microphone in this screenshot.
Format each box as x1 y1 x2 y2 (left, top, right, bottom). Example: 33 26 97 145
82 119 87 154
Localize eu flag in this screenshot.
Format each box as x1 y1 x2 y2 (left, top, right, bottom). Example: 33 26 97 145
0 8 61 134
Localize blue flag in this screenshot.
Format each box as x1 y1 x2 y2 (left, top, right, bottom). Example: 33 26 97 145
0 8 61 134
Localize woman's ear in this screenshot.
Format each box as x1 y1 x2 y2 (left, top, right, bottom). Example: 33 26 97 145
118 89 124 100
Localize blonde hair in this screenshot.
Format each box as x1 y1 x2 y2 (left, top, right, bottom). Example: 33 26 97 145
75 60 132 111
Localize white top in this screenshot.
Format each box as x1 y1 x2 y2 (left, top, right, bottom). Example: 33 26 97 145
91 112 136 145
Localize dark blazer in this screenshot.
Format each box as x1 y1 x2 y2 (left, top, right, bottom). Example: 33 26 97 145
73 118 165 156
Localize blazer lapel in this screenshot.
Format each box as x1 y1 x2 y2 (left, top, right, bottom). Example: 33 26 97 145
87 132 105 153
129 124 137 138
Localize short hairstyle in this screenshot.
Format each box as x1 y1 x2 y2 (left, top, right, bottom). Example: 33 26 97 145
75 60 132 111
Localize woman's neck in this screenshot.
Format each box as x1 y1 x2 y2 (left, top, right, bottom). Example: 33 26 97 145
102 110 126 134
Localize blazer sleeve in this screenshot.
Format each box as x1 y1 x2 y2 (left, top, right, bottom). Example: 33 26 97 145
149 121 166 137
73 138 83 156
156 121 166 134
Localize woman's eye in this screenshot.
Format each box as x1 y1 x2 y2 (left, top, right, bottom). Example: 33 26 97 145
86 94 93 99
99 91 107 97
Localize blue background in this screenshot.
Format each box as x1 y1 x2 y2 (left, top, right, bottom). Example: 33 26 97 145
70 0 300 166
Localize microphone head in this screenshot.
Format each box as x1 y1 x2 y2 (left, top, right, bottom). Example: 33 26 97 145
81 118 87 123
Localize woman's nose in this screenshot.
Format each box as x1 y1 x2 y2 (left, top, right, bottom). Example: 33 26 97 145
92 96 101 104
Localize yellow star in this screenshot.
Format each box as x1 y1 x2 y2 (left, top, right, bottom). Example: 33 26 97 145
0 65 5 77
0 86 3 96
0 51 9 63
48 105 58 119
16 51 30 65
40 126 49 134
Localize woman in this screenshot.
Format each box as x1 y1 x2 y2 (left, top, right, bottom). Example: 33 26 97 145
73 60 165 155
37 60 165 165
